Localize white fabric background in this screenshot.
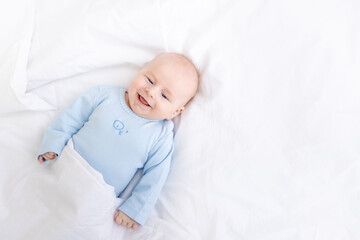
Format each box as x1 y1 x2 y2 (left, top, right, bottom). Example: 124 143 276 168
0 0 359 239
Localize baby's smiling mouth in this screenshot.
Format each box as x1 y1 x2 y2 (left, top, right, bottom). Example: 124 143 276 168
138 93 150 107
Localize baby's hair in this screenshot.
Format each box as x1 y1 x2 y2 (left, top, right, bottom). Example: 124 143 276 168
157 52 199 82
157 52 199 100
173 53 199 105
162 52 198 73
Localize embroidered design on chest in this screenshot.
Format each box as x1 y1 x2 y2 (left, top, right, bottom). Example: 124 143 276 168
113 120 128 135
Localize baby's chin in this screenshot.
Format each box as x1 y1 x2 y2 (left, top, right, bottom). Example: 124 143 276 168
134 109 168 121
129 104 158 120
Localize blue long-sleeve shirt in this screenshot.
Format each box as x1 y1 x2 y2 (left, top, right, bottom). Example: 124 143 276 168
38 86 174 225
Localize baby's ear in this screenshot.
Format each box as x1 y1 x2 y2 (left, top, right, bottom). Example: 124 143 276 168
166 107 184 120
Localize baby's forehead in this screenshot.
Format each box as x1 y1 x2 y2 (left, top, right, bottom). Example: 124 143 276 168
153 53 196 72
147 53 199 96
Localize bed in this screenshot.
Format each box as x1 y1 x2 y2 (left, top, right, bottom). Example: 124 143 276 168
1 0 359 239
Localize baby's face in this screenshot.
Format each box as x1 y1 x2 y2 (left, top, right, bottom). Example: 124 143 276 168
126 54 198 120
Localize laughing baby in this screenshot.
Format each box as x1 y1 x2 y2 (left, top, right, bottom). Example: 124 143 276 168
37 53 199 230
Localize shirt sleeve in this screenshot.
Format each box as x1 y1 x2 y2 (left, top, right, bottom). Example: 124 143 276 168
118 122 174 225
37 86 100 159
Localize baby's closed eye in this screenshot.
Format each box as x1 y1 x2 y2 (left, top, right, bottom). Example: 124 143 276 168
146 77 153 84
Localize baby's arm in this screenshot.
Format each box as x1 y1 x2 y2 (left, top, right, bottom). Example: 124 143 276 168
118 127 174 226
38 87 100 161
114 210 138 230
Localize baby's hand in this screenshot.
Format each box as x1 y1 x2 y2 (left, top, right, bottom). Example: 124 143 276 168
114 210 139 230
38 152 56 164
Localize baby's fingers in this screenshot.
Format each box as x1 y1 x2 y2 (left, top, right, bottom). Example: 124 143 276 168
121 219 129 227
38 155 44 164
125 219 138 230
121 219 134 229
44 152 55 160
114 213 122 224
131 223 138 230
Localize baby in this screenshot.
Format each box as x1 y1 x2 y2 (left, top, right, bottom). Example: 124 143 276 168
37 53 199 230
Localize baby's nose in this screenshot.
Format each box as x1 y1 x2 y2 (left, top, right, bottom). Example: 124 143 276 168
146 87 155 98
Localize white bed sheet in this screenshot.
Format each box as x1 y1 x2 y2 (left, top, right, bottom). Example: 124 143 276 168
1 0 360 239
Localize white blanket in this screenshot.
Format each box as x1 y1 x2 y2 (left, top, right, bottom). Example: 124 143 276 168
1 0 360 239
0 139 120 240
